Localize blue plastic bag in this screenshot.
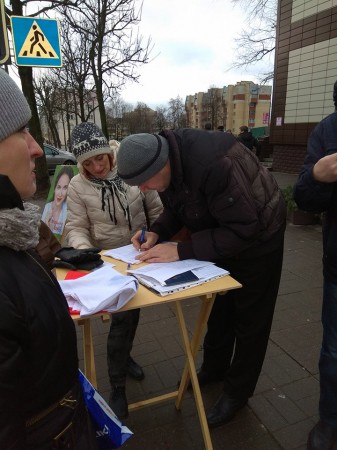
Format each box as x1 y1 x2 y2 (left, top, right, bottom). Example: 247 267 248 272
78 370 133 449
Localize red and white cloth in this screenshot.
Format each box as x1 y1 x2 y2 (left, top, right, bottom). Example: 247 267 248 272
59 265 138 317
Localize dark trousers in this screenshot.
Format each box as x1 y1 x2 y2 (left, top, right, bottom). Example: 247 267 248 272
107 308 140 385
202 241 284 399
319 280 337 427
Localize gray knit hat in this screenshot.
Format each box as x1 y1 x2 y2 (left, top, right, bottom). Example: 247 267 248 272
0 69 31 142
117 133 169 185
70 122 110 164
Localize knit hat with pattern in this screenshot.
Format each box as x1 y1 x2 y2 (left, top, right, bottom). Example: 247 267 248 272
0 69 31 142
70 122 110 164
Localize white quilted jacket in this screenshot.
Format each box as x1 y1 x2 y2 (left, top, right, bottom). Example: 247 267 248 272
64 170 163 250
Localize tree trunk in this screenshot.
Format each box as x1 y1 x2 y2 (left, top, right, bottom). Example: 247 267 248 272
18 66 50 194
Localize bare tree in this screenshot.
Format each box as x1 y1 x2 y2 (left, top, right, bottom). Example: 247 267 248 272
203 87 225 130
34 74 62 148
167 96 186 129
106 94 131 140
230 0 277 83
122 102 155 134
59 0 153 137
154 106 169 132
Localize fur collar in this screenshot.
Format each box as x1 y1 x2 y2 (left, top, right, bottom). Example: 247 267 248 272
0 202 40 251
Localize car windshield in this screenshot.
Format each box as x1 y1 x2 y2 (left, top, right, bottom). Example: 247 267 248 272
44 145 59 155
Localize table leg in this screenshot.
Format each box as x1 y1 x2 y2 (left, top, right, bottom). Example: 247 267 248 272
174 296 215 450
176 294 215 408
78 318 97 388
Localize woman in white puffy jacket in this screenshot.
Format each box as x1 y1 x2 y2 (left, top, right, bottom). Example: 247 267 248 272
64 123 163 420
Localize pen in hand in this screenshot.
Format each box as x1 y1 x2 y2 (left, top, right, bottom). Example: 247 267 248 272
139 226 146 252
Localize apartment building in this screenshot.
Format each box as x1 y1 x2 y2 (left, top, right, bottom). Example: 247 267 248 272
270 0 337 173
185 81 272 134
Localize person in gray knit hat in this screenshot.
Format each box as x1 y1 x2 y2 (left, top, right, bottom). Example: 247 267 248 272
117 129 286 429
0 70 31 143
117 133 169 186
64 122 163 420
0 69 99 449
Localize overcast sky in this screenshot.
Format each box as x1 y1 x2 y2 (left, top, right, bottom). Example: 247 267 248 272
121 0 267 108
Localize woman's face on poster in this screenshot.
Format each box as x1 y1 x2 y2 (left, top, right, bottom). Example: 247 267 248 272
54 173 71 206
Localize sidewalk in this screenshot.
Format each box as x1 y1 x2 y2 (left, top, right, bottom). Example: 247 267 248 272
34 172 323 449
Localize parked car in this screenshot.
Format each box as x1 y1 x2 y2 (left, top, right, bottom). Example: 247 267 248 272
43 144 77 173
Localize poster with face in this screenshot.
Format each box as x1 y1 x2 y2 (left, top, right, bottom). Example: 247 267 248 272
41 165 78 240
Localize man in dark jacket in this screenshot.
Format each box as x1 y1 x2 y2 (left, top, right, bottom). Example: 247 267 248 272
294 81 337 450
116 129 286 428
238 125 261 160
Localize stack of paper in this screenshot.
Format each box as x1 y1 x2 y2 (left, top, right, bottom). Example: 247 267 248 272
127 260 229 296
59 265 139 316
103 244 141 265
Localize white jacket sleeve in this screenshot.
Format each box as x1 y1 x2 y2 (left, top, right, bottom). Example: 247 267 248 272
63 182 94 249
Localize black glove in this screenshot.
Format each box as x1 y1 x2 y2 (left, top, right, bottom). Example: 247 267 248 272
52 258 104 271
53 247 103 270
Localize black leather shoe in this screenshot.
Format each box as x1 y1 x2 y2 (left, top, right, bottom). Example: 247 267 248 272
206 392 248 428
109 385 128 420
307 421 337 450
127 356 145 381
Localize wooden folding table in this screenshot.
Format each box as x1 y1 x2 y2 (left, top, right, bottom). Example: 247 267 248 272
57 257 241 450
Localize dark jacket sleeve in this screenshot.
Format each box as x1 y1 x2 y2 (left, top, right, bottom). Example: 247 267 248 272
0 290 27 448
35 221 62 269
294 120 336 212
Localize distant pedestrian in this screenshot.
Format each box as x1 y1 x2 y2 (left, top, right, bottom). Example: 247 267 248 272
237 125 261 160
204 122 212 130
217 125 224 132
294 80 337 450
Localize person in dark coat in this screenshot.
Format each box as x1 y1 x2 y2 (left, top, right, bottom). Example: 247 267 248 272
237 125 261 160
116 129 286 428
294 80 337 450
0 68 99 449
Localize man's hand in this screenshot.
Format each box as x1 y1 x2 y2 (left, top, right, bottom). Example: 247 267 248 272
313 154 337 183
131 230 159 252
136 243 179 263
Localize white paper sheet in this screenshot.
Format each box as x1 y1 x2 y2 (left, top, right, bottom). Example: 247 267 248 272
127 260 230 296
103 244 141 264
127 259 214 285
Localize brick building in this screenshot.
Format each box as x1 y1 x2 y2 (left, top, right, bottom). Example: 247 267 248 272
270 0 337 173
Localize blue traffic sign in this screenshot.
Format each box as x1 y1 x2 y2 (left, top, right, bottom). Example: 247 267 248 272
11 16 62 67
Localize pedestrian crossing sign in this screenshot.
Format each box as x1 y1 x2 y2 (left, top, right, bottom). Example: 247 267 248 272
10 16 62 67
